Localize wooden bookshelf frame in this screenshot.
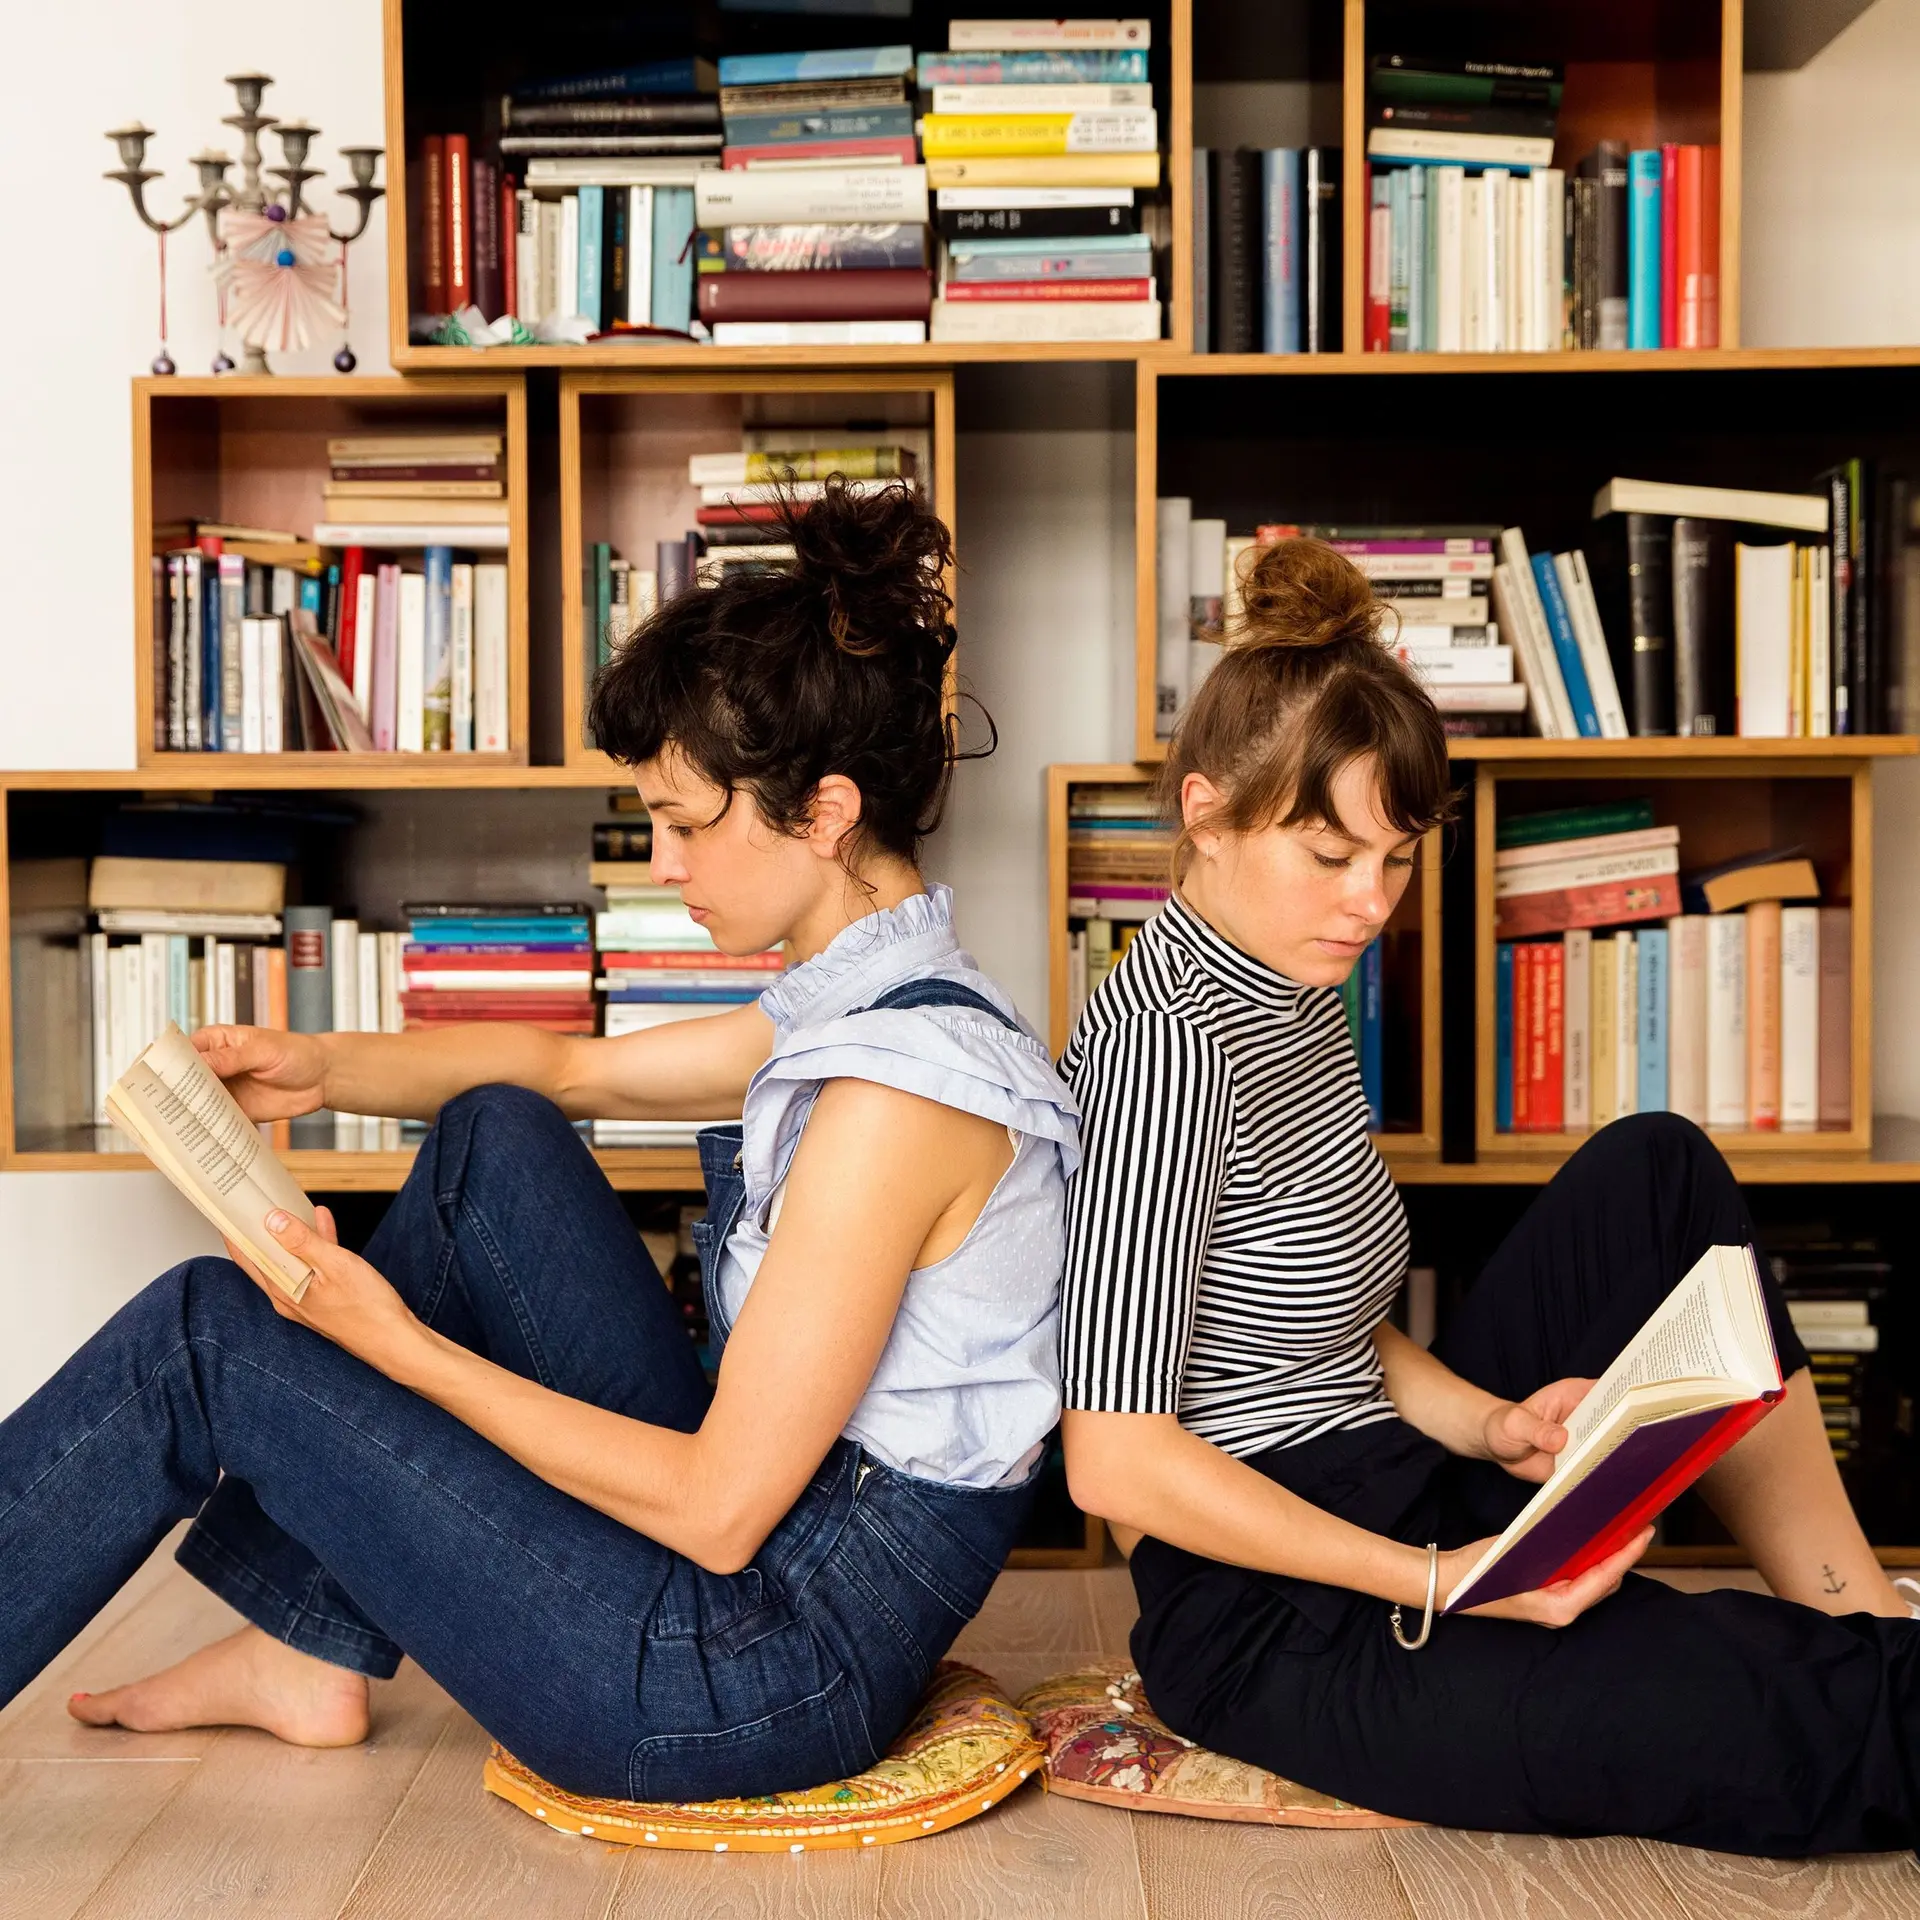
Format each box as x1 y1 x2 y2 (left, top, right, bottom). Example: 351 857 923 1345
556 370 956 773
1045 762 1443 1159
133 375 531 773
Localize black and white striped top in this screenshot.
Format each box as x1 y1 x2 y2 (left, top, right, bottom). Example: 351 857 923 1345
1059 893 1410 1458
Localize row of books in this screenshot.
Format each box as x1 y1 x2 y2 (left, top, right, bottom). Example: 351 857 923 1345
1192 147 1340 356
1771 1240 1894 1472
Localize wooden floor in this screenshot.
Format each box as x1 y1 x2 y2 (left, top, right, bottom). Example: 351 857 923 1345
4 1547 1917 1919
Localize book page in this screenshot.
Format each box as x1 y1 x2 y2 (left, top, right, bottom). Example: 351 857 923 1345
105 1023 317 1299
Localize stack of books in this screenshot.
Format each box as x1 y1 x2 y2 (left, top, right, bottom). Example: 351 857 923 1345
1193 146 1340 354
1493 804 1851 1136
1065 784 1168 1023
692 44 930 345
923 20 1161 344
1772 1240 1892 1474
399 903 596 1039
314 431 509 550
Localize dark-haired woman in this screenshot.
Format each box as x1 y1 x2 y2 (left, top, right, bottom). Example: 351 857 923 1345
1060 536 1920 1855
0 482 1078 1802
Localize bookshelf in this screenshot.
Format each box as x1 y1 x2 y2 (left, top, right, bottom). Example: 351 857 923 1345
555 370 955 770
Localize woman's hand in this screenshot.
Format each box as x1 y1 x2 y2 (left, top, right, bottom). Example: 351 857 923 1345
222 1207 419 1370
192 1025 330 1121
1481 1376 1596 1482
1438 1526 1654 1628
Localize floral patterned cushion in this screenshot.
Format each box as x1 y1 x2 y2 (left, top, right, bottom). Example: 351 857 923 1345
1018 1662 1417 1828
483 1660 1041 1852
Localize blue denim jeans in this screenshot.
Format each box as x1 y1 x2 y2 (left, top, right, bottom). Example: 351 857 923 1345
0 1084 1034 1800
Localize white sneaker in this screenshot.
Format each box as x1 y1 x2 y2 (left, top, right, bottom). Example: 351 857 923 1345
1893 1576 1920 1620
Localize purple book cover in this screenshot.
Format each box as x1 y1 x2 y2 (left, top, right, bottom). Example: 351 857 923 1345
1443 1404 1733 1613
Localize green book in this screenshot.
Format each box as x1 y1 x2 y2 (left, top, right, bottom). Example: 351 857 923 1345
1339 969 1362 1052
1496 798 1656 850
592 542 613 674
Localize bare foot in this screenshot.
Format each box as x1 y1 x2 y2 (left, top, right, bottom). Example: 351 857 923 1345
67 1625 370 1746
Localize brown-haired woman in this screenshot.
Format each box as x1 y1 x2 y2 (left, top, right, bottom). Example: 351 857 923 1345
1058 536 1920 1854
0 482 1079 1806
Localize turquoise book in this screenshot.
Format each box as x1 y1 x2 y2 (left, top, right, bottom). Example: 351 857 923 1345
577 184 604 332
1359 940 1384 1128
1529 552 1601 736
1496 943 1515 1131
1636 925 1668 1112
1260 148 1302 353
1627 150 1662 349
652 187 696 332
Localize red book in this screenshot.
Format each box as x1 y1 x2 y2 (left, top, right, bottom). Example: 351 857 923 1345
942 277 1152 302
470 155 501 320
1494 876 1682 940
723 136 919 169
1511 944 1533 1131
1525 942 1551 1130
1444 1245 1784 1613
444 133 472 310
336 546 366 692
1674 145 1702 348
697 502 803 527
1696 147 1721 348
1537 942 1566 1132
696 267 932 324
1659 142 1679 349
500 171 519 319
419 136 447 313
1365 168 1390 352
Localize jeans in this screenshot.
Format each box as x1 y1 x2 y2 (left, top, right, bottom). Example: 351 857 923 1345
0 1084 1034 1800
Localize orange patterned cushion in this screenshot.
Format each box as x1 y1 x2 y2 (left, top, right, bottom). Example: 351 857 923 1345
483 1661 1041 1852
1019 1662 1417 1828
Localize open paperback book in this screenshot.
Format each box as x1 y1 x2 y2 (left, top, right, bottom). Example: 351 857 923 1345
1443 1243 1784 1613
104 1022 319 1302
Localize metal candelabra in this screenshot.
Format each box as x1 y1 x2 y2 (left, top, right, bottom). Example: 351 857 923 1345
106 72 383 375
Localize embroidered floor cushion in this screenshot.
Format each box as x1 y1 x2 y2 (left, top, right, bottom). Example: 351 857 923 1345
482 1660 1042 1852
1019 1662 1417 1829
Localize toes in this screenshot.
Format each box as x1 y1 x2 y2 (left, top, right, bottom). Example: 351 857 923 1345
67 1688 124 1727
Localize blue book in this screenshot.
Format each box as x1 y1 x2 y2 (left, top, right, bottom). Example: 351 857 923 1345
516 60 713 103
721 105 915 147
916 49 1148 85
949 231 1150 259
1627 150 1662 349
577 184 605 331
298 575 321 614
1528 552 1601 737
200 561 221 750
1260 148 1302 353
718 44 912 86
1406 165 1427 353
1359 941 1384 1129
949 243 1150 283
422 547 454 751
168 934 191 1031
652 186 696 332
1636 926 1668 1113
1496 944 1515 1132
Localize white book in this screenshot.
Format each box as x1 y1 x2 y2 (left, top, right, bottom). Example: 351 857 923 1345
714 320 930 345
936 185 1134 209
1491 544 1572 738
627 187 654 325
1592 478 1827 534
1789 1300 1869 1327
1780 905 1820 1131
1507 171 1528 354
931 83 1151 112
1462 175 1485 351
1495 847 1678 899
1188 517 1226 701
474 563 509 753
1481 169 1508 353
1563 928 1592 1132
357 931 383 1150
1706 914 1749 1129
1154 496 1192 736
240 618 264 753
928 299 1159 342
1395 622 1496 645
1808 546 1831 736
1666 916 1711 1124
1398 645 1514 684
525 158 716 186
1554 551 1631 739
1615 932 1638 1116
949 19 1150 49
141 935 169 1067
215 940 237 1027
330 917 360 1150
397 571 428 752
515 188 539 324
695 165 929 226
450 562 475 752
351 572 378 719
1536 169 1564 350
1379 587 1485 619
312 524 510 551
110 943 141 1088
377 930 404 1151
537 198 562 323
1426 682 1528 712
1736 541 1794 737
559 192 580 320
1067 929 1089 1028
1367 127 1554 170
1433 166 1465 352
269 567 297 616
1792 1323 1879 1352
89 932 111 1124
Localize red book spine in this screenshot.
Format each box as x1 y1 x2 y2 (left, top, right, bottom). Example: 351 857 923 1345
419 136 447 313
500 172 519 319
1365 167 1390 352
1697 146 1721 348
723 136 919 169
1525 942 1550 1130
1538 942 1565 1131
1548 1391 1782 1587
696 266 933 323
336 546 366 692
695 502 797 527
444 134 472 310
1511 944 1533 1130
942 277 1151 301
1495 876 1682 940
599 951 783 969
1674 145 1703 349
1659 142 1679 349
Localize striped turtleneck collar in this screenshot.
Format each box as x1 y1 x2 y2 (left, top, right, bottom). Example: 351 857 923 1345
1158 889 1309 1012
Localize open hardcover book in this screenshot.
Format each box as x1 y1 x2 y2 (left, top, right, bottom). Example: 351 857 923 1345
1444 1243 1784 1613
104 1022 319 1302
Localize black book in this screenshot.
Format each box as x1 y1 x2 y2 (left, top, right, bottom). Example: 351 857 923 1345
1579 142 1628 350
321 569 341 648
501 98 722 130
244 562 268 619
603 186 629 325
1625 513 1675 735
1305 147 1342 353
1209 148 1260 354
935 204 1135 241
1823 464 1855 733
1871 471 1906 734
1671 517 1734 736
1569 173 1593 348
1370 101 1559 139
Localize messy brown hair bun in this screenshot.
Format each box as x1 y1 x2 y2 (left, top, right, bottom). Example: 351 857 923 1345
588 476 983 866
1160 536 1453 875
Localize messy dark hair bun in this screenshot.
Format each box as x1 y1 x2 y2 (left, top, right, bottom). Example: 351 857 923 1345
587 476 981 866
1232 534 1386 652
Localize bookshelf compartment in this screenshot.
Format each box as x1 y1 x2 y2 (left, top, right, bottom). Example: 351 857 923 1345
135 376 531 772
1472 758 1875 1166
555 371 955 770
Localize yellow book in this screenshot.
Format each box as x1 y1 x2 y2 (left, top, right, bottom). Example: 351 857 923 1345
919 109 1157 158
926 153 1161 190
1590 934 1619 1128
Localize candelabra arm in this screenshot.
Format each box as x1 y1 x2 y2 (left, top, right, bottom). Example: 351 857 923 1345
329 182 386 246
105 171 212 234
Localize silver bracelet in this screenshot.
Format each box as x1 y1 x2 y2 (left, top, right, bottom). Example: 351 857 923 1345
1390 1543 1439 1651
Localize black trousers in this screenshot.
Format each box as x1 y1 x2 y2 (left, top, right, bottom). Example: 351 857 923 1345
1128 1114 1920 1856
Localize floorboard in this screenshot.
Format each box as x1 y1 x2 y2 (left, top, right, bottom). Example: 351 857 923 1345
0 1758 197 1920
1638 1841 1920 1918
1384 1828 1688 1920
1137 1817 1416 1920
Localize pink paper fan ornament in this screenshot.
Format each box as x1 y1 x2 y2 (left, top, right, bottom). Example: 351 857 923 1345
217 206 343 353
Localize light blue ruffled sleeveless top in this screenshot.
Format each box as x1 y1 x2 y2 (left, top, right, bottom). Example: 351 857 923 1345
714 886 1080 1489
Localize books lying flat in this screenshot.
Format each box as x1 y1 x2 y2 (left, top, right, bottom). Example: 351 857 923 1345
1444 1243 1784 1612
928 297 1160 342
313 524 511 550
105 1023 320 1302
89 857 286 915
1591 478 1829 534
926 154 1161 189
694 164 929 226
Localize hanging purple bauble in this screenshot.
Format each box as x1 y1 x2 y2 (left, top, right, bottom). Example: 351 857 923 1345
334 344 357 372
151 350 177 376
265 203 286 223
211 350 236 373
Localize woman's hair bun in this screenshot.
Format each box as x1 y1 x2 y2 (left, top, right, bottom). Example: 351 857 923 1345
1229 535 1382 654
779 474 954 666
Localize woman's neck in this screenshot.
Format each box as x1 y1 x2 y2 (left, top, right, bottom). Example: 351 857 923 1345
787 858 927 964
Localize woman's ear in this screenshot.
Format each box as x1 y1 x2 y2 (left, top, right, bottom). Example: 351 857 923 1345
1181 772 1227 862
804 774 866 859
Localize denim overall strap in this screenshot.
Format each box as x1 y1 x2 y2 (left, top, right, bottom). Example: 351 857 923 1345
862 978 1019 1027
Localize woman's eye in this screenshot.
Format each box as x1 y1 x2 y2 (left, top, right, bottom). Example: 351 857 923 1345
1312 852 1349 870
1386 854 1415 871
